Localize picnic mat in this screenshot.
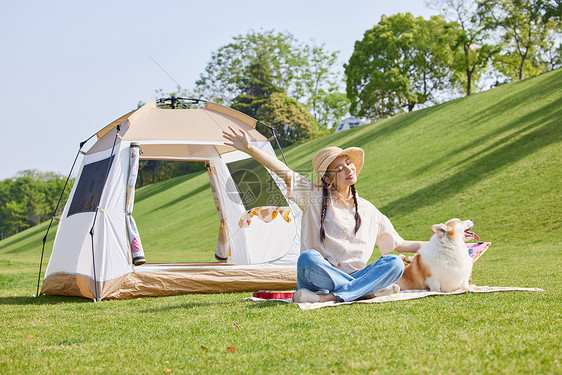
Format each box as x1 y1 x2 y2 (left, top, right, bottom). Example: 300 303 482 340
246 285 544 310
246 243 543 310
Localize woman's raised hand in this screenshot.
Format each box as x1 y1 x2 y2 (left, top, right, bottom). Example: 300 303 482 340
223 126 252 153
223 125 293 186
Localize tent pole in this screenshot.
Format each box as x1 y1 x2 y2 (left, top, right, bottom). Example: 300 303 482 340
35 137 93 297
258 121 288 166
88 124 121 302
89 228 99 302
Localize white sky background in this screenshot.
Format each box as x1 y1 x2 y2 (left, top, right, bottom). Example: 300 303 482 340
0 0 438 179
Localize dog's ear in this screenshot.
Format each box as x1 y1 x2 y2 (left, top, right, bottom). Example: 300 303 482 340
430 223 448 236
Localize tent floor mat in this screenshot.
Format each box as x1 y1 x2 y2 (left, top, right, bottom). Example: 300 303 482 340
42 266 297 300
108 265 297 299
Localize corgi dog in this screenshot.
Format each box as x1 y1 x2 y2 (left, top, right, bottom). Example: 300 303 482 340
397 218 479 293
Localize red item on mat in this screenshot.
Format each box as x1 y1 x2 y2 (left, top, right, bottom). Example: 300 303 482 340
253 291 295 299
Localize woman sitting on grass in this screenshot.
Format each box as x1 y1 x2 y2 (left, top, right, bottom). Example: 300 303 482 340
223 127 425 303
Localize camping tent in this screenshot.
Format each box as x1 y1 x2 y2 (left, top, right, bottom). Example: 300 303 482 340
41 100 301 301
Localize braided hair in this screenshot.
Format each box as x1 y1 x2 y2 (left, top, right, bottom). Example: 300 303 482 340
350 184 362 234
320 179 362 242
320 179 329 242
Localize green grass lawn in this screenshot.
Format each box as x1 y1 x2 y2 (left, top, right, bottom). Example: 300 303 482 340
1 69 561 374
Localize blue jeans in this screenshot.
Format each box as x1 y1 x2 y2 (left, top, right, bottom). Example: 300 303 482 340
296 249 405 302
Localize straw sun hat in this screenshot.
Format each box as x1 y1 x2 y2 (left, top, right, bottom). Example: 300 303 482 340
312 146 365 187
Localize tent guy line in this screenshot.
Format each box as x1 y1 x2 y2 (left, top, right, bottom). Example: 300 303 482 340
146 51 183 88
35 131 100 298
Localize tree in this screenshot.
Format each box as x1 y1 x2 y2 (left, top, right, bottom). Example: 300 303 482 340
0 170 71 239
345 13 459 119
477 0 562 80
292 44 350 129
314 92 351 132
154 85 198 101
195 30 347 130
537 0 562 22
230 56 284 118
427 0 500 95
229 60 317 146
196 30 305 104
411 16 460 103
257 92 317 147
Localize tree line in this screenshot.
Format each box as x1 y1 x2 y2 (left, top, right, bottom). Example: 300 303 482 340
346 0 561 119
2 0 560 239
0 164 209 238
192 0 560 126
145 1 559 175
0 170 72 239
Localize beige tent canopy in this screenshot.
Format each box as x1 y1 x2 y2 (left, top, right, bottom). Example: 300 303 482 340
41 100 301 300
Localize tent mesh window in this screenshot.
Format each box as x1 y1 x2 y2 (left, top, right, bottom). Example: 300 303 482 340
226 158 287 210
67 156 115 217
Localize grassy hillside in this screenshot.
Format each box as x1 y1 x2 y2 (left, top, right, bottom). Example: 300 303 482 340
3 69 560 265
285 69 561 244
0 69 561 374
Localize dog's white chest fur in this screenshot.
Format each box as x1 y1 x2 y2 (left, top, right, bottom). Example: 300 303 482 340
418 234 473 292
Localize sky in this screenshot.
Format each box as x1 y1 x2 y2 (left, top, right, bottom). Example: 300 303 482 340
0 0 438 179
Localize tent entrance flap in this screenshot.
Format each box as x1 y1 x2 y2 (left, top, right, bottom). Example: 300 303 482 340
206 160 230 262
224 156 298 265
126 143 145 265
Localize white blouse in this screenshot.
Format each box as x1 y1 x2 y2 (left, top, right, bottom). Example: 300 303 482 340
288 173 404 274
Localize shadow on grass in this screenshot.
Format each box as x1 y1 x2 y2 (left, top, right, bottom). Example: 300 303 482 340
135 171 205 204
0 223 46 248
141 300 235 313
0 295 89 305
245 300 288 308
409 100 562 178
5 234 57 257
341 104 448 152
464 69 562 129
141 299 290 313
149 183 209 213
381 114 561 217
448 117 556 171
283 99 452 172
1 222 58 256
